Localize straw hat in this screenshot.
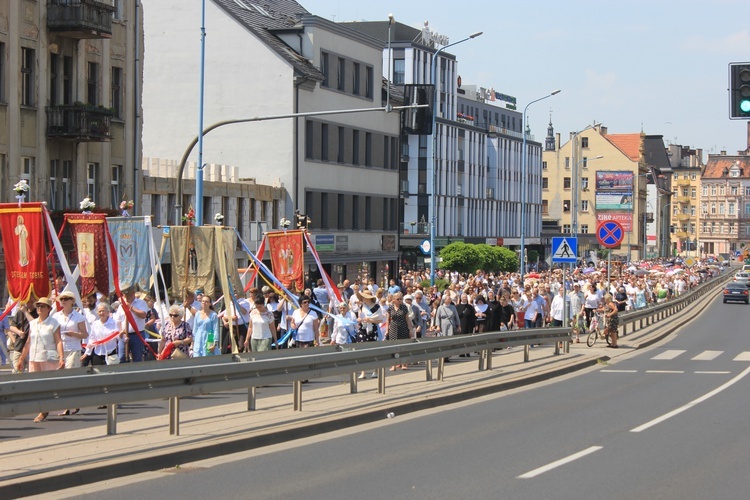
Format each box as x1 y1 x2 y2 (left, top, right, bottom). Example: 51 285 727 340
56 290 76 301
356 289 376 301
35 297 53 308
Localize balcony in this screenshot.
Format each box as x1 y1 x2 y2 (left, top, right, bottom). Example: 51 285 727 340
673 213 691 221
46 104 114 142
675 178 691 187
675 231 689 238
674 196 691 203
46 0 115 39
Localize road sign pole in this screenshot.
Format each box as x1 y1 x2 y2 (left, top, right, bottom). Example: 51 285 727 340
607 249 611 285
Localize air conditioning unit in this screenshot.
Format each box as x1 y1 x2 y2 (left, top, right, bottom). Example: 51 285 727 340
486 188 494 199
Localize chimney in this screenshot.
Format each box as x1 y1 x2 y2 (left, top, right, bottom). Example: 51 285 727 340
555 132 560 149
599 126 607 135
721 150 727 156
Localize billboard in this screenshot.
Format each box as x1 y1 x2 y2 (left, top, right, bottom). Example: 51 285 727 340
596 212 632 232
596 192 633 210
595 171 634 191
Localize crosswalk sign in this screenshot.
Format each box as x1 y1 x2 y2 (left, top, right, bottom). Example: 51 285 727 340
551 237 578 263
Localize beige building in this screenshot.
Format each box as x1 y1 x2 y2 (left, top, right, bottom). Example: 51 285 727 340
0 0 142 297
543 124 651 262
667 145 702 256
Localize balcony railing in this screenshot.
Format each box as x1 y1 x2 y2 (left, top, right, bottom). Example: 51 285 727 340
46 104 114 141
401 222 430 235
674 178 691 186
46 0 115 39
674 196 691 203
673 213 691 221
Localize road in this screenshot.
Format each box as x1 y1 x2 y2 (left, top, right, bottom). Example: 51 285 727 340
57 294 749 500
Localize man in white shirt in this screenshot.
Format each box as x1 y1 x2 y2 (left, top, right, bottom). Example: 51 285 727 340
115 287 148 362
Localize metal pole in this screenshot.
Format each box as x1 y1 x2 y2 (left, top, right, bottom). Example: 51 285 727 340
195 0 207 226
520 90 561 284
429 32 483 286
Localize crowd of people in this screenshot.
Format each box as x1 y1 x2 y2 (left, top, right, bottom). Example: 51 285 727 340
0 256 725 422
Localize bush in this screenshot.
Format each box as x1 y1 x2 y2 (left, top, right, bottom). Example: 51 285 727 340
438 242 518 274
419 278 450 292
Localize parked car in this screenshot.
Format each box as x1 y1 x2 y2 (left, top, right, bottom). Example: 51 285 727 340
734 272 750 286
723 282 749 304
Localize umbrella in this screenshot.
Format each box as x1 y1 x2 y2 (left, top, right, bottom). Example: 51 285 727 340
627 266 637 272
635 269 648 276
527 272 540 279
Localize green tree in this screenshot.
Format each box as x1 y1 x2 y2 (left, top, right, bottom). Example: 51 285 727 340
492 246 519 273
527 249 539 263
438 242 482 274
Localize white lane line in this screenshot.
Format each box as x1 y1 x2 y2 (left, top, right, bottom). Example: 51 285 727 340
691 350 723 361
518 446 603 479
600 369 638 373
645 370 684 374
694 371 731 374
631 366 750 433
651 350 686 360
733 352 750 361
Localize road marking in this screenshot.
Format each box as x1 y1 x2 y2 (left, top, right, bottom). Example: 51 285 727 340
691 350 722 361
694 371 731 374
645 370 684 374
631 366 750 433
651 350 686 360
600 369 638 373
733 352 750 361
518 446 603 479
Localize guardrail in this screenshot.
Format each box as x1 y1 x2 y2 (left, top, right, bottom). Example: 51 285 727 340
0 271 731 435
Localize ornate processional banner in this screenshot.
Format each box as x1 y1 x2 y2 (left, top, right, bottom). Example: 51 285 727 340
0 203 50 302
267 229 304 293
65 212 110 297
107 216 152 293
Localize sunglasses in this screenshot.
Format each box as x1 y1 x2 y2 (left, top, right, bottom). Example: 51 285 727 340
169 313 180 317
60 297 74 301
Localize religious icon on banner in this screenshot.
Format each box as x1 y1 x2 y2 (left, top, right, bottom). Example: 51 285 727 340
77 233 95 278
14 215 29 266
267 230 304 292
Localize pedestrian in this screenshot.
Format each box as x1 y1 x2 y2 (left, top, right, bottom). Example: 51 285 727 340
53 290 88 416
244 296 277 352
386 292 414 370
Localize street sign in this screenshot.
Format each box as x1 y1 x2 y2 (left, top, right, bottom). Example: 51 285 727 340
597 220 625 249
685 257 696 267
551 237 578 263
419 239 431 255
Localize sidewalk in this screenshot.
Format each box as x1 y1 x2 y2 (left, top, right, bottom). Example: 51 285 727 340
0 286 717 499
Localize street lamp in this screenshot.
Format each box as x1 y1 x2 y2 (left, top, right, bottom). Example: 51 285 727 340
520 89 561 284
572 154 603 238
429 31 483 285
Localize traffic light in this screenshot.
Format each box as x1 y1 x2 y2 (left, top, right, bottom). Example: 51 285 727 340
729 62 750 119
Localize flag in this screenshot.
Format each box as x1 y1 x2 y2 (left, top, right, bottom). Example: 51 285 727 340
107 216 151 293
170 226 217 297
65 212 110 297
0 203 50 302
267 230 304 292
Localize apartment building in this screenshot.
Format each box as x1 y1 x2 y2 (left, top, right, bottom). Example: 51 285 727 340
667 144 703 256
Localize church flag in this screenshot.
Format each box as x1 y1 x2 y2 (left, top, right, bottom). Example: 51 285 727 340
65 212 110 297
107 216 151 293
0 203 50 302
267 230 304 293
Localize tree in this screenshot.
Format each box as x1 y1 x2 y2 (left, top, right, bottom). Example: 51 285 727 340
439 242 482 274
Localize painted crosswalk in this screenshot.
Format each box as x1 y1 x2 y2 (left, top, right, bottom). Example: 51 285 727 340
651 350 686 360
691 351 723 361
600 351 750 374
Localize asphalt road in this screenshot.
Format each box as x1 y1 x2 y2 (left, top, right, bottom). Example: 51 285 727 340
67 293 750 500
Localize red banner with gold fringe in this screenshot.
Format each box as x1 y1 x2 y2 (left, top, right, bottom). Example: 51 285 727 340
0 203 50 302
267 230 304 293
64 212 110 297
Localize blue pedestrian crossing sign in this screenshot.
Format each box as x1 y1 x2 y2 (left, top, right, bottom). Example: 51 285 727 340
551 237 578 263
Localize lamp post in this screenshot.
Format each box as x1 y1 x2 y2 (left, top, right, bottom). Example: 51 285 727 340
429 31 483 285
661 202 672 258
520 89 560 284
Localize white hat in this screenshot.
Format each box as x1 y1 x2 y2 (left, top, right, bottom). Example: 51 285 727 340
403 294 413 301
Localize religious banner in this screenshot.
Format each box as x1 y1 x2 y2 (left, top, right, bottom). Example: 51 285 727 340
220 227 244 296
0 203 50 302
267 229 304 292
65 212 109 297
107 216 151 293
170 226 217 297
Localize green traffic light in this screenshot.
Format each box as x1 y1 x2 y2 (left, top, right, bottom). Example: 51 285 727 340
742 99 750 113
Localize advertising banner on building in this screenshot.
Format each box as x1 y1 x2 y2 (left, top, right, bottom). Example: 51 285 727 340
596 212 633 232
595 192 633 210
595 171 634 191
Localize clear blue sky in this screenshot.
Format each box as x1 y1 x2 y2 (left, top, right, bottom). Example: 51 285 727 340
302 0 750 159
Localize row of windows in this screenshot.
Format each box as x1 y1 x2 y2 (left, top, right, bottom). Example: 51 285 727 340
321 51 374 99
542 176 590 190
700 202 750 215
701 185 750 196
304 120 399 170
542 199 590 213
673 172 698 180
305 190 398 232
561 224 589 234
1 43 123 116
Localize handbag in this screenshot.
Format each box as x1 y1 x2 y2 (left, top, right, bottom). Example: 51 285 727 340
45 349 60 362
171 347 188 359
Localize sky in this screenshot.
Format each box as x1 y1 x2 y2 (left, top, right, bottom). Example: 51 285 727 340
302 0 750 160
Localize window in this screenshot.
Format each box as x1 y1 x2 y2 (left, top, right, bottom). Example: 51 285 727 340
731 186 738 195
729 202 736 216
337 57 345 91
365 132 372 166
581 200 589 212
21 157 34 198
563 224 571 233
352 130 360 165
581 157 588 169
581 224 589 234
564 177 571 189
87 163 99 202
542 177 548 189
720 186 725 195
563 200 571 212
365 67 373 98
321 123 329 161
112 0 124 19
745 202 750 215
21 47 34 106
565 157 570 169
320 193 328 229
690 206 696 216
542 161 547 170
719 203 725 215
691 188 696 198
305 121 313 158
746 187 750 197
50 53 59 106
711 186 717 196
383 136 389 169
111 67 122 118
691 172 697 180
581 177 589 190
581 137 589 148
682 188 688 197
710 203 716 214
49 160 59 210
62 161 72 208
337 127 345 163
87 62 99 105
111 165 122 208
393 58 405 85
701 202 707 214
702 185 708 196
352 62 360 95
365 196 371 230
542 199 549 214
352 195 360 230
320 52 329 87
63 56 73 104
0 42 5 102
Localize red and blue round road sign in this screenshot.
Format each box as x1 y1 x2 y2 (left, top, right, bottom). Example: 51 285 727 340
597 220 625 249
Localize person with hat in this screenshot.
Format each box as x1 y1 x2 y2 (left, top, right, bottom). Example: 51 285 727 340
355 289 383 379
16 297 64 422
53 290 88 415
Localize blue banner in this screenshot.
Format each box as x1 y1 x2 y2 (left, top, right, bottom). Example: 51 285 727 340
107 217 152 293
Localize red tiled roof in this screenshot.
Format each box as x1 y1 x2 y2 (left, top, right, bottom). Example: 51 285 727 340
702 155 750 178
604 133 641 162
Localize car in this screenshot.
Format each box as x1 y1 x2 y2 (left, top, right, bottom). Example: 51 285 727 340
723 282 749 303
743 264 750 273
721 259 731 267
734 272 750 286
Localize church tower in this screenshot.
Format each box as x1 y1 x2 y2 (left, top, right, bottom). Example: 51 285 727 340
545 113 556 151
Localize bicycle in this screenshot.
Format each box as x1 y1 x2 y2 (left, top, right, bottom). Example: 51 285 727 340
586 311 611 347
